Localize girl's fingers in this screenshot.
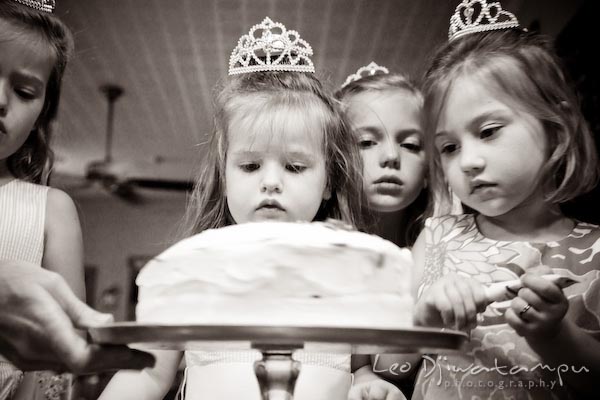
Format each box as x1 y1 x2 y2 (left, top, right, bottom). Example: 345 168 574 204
515 287 546 311
505 308 528 335
521 274 564 303
433 292 454 327
510 297 542 323
471 281 489 313
416 294 444 327
455 279 478 326
368 385 389 400
443 284 467 328
418 275 488 330
347 385 366 400
386 388 406 400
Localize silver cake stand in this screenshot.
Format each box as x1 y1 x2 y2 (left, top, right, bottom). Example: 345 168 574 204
89 323 467 400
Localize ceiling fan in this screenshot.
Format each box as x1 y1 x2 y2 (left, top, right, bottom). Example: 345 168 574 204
53 84 193 203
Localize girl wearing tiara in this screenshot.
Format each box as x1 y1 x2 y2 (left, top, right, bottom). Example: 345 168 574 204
0 1 84 399
336 64 427 254
410 1 600 398
99 17 366 400
336 64 427 400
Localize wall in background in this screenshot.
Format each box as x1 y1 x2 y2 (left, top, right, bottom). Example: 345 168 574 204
74 189 187 320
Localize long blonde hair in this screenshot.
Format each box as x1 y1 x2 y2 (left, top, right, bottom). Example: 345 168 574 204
179 71 367 238
335 72 428 246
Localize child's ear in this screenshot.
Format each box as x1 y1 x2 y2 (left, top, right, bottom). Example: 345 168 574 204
322 183 331 201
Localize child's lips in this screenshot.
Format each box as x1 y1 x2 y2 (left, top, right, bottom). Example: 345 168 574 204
373 176 403 194
256 199 285 212
255 205 286 219
469 181 496 194
374 176 403 186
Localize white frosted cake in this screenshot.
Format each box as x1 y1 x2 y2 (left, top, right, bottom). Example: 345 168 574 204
136 221 413 329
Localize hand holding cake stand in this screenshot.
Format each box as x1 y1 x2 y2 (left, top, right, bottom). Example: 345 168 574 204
89 323 467 400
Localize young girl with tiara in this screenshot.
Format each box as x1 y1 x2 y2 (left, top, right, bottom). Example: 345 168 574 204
336 63 427 400
0 1 84 400
336 63 427 252
98 16 366 400
409 1 600 398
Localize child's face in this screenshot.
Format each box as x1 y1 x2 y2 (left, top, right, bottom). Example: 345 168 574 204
347 89 426 213
434 75 548 217
225 108 330 224
0 28 53 164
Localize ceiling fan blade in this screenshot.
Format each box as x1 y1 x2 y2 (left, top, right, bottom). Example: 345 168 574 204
128 178 193 192
49 171 93 191
102 180 145 205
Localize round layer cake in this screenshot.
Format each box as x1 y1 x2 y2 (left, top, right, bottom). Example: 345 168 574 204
136 221 413 328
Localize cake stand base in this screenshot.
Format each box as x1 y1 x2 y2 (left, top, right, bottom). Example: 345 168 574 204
254 350 301 400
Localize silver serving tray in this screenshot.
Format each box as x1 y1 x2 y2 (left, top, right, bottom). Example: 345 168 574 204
89 323 468 354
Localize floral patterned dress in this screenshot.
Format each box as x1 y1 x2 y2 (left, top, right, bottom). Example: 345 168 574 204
412 214 600 400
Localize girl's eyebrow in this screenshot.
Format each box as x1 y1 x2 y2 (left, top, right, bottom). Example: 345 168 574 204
13 71 46 91
230 150 261 158
395 128 423 138
355 126 384 138
435 108 510 138
467 109 509 131
230 150 315 161
284 151 315 161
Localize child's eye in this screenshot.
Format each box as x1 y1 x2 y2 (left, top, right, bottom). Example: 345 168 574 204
480 126 501 139
15 88 37 101
285 164 307 173
439 143 458 155
357 138 377 149
240 163 260 172
400 142 422 153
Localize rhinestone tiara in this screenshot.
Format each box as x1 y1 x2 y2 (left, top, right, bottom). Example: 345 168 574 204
12 0 55 13
449 0 520 41
341 61 389 88
228 17 315 75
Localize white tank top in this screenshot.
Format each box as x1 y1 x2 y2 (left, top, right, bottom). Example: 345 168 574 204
0 179 71 400
0 179 47 264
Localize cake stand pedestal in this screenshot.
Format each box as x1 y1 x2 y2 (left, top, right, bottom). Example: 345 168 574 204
89 324 467 400
254 347 301 400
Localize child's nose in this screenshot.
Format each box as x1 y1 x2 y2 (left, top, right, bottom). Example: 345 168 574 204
460 148 485 175
379 141 400 169
260 165 283 194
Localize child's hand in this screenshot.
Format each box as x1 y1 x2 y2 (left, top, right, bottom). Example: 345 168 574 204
505 273 569 339
415 273 487 330
348 379 406 400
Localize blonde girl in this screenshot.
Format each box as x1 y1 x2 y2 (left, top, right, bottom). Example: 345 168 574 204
98 16 366 400
337 65 428 400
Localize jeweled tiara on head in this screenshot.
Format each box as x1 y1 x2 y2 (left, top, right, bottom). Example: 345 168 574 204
341 62 389 88
12 0 55 13
228 17 315 75
448 0 519 41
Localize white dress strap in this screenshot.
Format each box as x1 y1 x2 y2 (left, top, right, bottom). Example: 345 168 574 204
175 366 188 400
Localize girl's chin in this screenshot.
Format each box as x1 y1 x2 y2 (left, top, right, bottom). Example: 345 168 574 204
368 197 410 214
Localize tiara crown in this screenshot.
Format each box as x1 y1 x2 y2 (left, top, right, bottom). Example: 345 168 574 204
449 0 519 41
229 17 314 75
13 0 55 13
341 62 389 88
